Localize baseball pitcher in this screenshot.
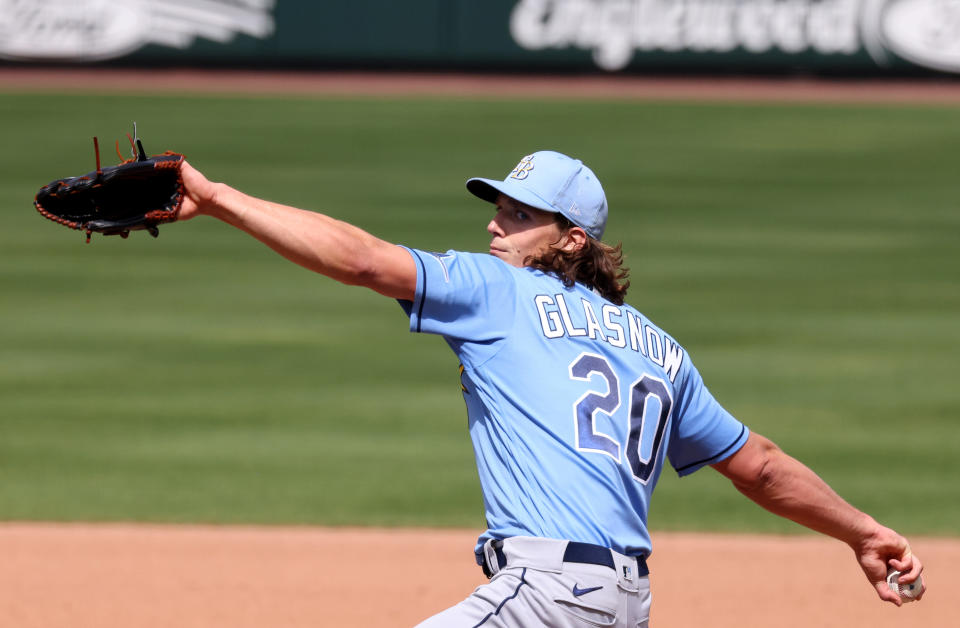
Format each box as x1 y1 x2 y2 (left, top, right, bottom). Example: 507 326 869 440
174 150 924 626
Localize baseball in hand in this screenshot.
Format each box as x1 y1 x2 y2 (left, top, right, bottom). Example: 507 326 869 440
886 568 923 602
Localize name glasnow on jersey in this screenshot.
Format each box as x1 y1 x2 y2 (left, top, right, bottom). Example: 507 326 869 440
533 292 685 384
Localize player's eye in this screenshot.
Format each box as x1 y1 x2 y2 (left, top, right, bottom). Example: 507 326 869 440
515 210 529 221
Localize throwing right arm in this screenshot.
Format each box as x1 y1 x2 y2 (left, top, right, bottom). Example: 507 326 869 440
712 432 925 606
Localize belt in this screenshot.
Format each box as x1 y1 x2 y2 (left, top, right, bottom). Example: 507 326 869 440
478 539 649 578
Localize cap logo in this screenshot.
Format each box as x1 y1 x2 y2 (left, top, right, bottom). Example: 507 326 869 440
508 154 535 180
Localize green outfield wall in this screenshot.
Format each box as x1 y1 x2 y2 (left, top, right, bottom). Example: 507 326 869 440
2 0 959 76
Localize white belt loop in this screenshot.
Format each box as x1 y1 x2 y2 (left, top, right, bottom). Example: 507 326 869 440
482 539 501 576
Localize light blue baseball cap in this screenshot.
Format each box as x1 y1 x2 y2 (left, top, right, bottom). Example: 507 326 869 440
466 150 608 240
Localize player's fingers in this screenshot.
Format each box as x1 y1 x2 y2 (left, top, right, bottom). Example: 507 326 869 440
888 552 922 578
895 561 924 599
902 561 923 581
177 160 212 220
874 581 902 607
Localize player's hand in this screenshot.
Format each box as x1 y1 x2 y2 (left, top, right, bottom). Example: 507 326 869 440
178 160 220 221
852 524 925 606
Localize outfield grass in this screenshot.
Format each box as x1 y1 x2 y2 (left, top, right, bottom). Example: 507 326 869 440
0 91 957 535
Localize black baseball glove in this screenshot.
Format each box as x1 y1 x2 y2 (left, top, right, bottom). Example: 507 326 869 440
35 134 185 242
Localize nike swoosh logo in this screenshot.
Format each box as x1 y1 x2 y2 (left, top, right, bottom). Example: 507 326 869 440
572 584 603 597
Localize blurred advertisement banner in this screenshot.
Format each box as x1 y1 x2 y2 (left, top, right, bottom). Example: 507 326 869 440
0 0 275 61
510 0 960 73
1 0 958 75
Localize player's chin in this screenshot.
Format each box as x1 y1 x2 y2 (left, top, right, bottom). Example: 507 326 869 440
489 249 521 266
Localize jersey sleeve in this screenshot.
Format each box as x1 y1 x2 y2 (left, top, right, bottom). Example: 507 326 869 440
397 247 517 356
667 360 749 477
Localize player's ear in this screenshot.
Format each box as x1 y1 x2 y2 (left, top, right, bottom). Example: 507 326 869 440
559 226 588 253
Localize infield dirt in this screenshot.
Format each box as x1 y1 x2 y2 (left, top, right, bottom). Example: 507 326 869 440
0 523 954 627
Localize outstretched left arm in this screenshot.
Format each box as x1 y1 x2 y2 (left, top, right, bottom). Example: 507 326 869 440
176 160 417 301
712 432 925 606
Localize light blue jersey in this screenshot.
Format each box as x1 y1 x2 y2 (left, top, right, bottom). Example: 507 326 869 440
400 248 748 558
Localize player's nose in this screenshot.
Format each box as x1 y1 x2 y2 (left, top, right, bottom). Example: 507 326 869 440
487 217 504 237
